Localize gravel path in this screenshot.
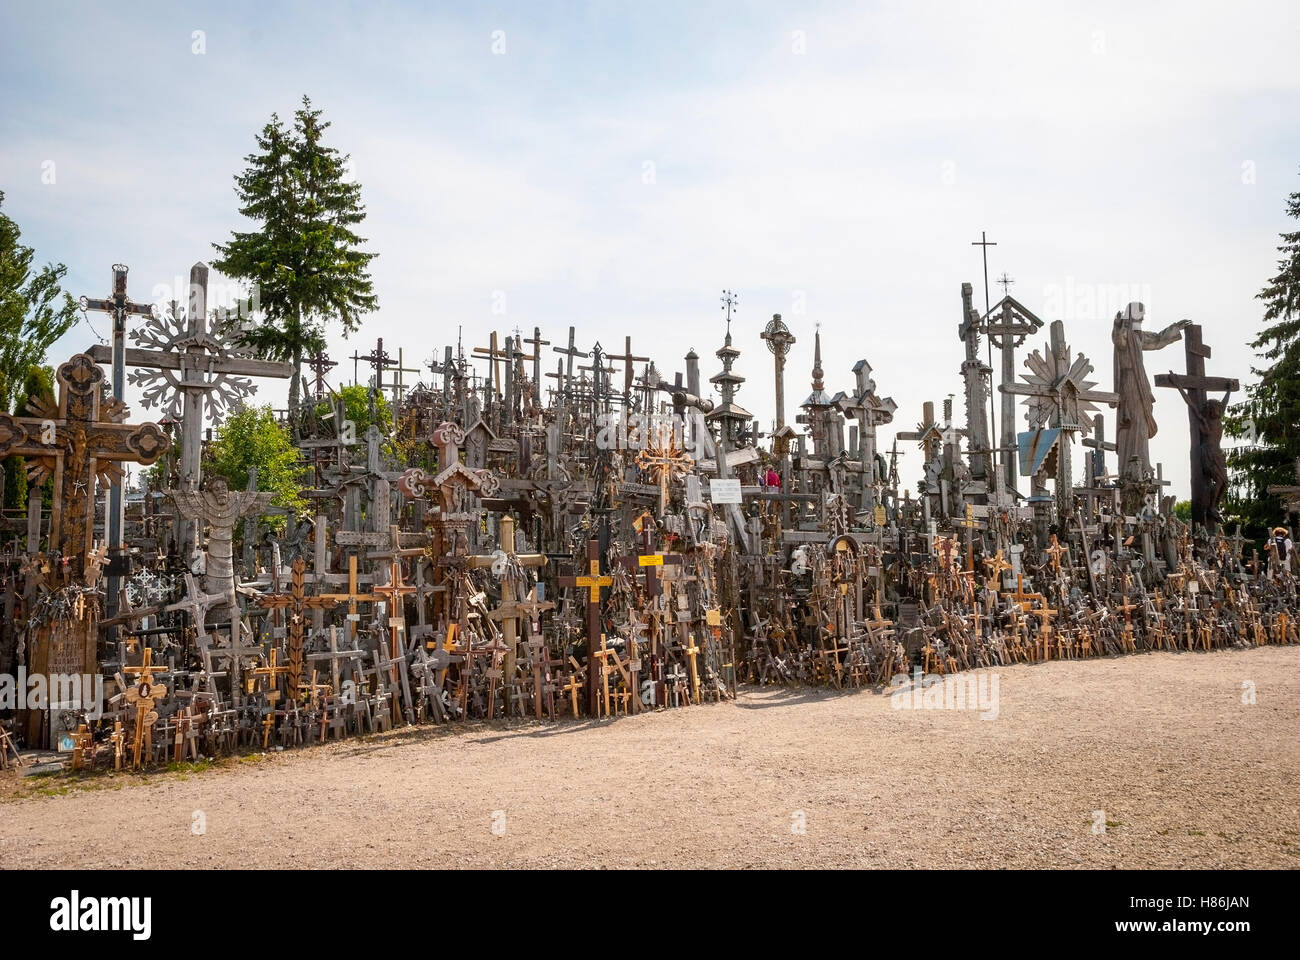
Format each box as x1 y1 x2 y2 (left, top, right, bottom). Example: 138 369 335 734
2 646 1296 868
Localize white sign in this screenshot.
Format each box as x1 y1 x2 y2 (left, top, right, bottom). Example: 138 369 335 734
709 479 742 504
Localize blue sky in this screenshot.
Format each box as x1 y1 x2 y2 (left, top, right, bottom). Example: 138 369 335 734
2 0 1299 495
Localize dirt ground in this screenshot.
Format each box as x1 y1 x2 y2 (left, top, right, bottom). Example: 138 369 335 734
2 646 1297 869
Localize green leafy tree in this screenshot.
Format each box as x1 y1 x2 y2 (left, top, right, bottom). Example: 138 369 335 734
206 405 306 531
2 365 55 511
1226 170 1300 536
316 383 392 437
0 191 79 413
212 96 378 423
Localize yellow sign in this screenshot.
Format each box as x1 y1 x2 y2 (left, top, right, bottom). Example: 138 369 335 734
705 608 722 627
574 575 612 601
874 504 887 526
638 554 664 567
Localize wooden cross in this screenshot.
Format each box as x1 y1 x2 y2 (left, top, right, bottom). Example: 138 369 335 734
1154 323 1238 530
381 347 421 404
409 645 450 722
983 549 1012 590
0 354 169 579
1082 414 1117 484
933 535 959 570
552 325 590 384
78 263 155 599
607 336 650 399
255 556 345 698
1010 574 1045 613
321 554 378 645
473 332 511 397
251 648 290 709
86 263 291 490
561 665 584 718
307 626 365 704
634 435 695 514
985 294 1044 493
374 633 412 726
306 349 337 401
896 401 942 465
865 603 894 639
1033 600 1058 660
352 336 398 394
1044 534 1068 577
373 558 416 720
682 636 702 704
523 327 550 405
123 647 167 769
954 503 980 571
558 538 613 715
619 521 684 601
71 723 95 771
514 586 556 720
470 514 549 695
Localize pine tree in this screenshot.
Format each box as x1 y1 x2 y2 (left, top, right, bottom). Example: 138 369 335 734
1226 171 1300 535
212 97 378 424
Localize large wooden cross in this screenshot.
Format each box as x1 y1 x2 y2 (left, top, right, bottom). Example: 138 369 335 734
552 325 590 385
1154 324 1238 531
5 351 165 742
473 332 511 399
86 263 291 491
321 554 377 645
1082 414 1118 484
79 263 155 593
618 520 684 603
521 327 550 406
0 353 169 572
607 336 650 400
896 401 942 465
1000 319 1117 510
469 515 548 705
255 556 345 698
351 336 398 395
985 295 1044 493
558 537 613 715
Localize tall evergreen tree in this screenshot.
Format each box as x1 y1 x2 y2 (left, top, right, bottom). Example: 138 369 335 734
212 96 378 423
1226 171 1300 535
0 190 79 413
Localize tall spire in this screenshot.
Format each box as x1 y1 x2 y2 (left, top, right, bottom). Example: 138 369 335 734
803 324 832 410
811 327 824 393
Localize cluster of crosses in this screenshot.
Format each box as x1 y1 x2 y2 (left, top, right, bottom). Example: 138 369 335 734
1 265 1299 769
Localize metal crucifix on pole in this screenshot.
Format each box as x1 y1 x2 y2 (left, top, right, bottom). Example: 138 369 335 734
79 264 156 614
